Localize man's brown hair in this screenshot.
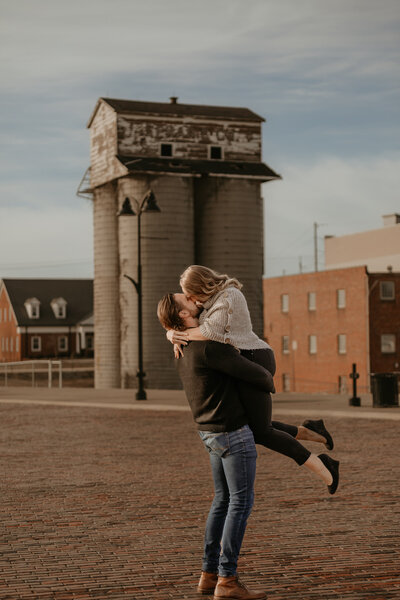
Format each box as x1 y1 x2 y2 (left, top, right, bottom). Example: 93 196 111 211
157 293 186 331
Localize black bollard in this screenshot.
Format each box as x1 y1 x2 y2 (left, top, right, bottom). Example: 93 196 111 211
349 363 361 406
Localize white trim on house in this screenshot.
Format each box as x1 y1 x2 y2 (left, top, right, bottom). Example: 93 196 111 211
17 326 71 334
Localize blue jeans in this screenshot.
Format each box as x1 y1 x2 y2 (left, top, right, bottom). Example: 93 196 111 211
198 425 257 577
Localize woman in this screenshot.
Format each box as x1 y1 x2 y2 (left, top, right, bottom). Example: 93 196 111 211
166 265 339 494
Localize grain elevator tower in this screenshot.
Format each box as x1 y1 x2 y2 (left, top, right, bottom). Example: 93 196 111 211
85 97 280 389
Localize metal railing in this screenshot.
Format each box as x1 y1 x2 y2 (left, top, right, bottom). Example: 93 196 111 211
0 360 63 388
0 359 95 389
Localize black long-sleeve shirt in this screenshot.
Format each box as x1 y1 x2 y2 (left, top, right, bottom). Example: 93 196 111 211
176 340 275 433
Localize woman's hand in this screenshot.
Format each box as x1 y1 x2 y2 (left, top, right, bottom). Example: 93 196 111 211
174 343 185 359
166 329 189 345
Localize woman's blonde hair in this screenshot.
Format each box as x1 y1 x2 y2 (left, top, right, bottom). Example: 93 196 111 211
180 265 242 301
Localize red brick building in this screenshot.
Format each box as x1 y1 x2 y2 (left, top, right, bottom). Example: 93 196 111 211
0 279 94 362
263 267 400 393
368 272 400 375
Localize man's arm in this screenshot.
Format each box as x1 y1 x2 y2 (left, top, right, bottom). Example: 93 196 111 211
205 342 275 394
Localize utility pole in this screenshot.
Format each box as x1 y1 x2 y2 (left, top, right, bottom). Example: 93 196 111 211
314 222 318 272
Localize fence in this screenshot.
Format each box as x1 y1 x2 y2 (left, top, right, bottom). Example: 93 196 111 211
0 360 94 388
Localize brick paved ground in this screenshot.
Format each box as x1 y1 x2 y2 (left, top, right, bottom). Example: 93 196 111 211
0 398 399 600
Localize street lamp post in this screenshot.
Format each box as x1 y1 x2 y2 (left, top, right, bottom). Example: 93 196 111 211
118 191 161 400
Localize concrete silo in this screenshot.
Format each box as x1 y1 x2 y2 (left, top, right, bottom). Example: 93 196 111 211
85 97 280 389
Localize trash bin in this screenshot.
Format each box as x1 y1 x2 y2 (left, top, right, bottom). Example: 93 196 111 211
370 373 399 407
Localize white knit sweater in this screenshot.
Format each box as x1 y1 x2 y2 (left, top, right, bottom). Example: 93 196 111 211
198 286 270 350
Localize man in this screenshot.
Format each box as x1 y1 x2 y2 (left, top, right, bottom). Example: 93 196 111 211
157 292 275 600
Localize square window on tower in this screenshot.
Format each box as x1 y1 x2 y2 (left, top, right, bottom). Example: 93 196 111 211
209 146 223 160
160 143 173 157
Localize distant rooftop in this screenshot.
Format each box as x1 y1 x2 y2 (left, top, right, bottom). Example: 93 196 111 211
88 97 265 127
1 279 93 327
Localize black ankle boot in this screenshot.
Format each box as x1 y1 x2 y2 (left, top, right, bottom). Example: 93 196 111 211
302 418 334 450
318 453 340 494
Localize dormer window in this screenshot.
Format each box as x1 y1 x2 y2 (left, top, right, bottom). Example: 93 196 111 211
51 297 67 319
160 143 173 157
209 146 223 160
24 298 40 319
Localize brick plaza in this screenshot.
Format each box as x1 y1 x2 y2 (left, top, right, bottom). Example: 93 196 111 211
0 388 399 600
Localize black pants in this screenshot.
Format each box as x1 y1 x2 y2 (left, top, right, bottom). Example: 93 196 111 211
239 348 311 466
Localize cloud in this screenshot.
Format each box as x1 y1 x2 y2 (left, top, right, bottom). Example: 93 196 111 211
1 0 399 95
0 0 399 280
263 153 400 276
0 198 93 278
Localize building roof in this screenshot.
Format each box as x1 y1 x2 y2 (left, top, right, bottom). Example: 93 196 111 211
117 155 281 181
1 279 93 327
87 97 265 127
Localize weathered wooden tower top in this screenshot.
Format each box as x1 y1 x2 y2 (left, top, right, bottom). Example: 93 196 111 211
86 96 281 389
87 97 280 189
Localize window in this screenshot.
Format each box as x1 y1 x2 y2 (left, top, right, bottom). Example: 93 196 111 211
380 281 395 300
31 336 41 352
0 309 2 323
10 338 13 352
8 307 12 321
309 335 317 354
282 373 291 392
381 334 396 354
281 294 289 313
16 337 19 353
282 335 290 354
209 145 222 160
25 298 40 319
337 289 346 309
308 292 316 311
5 338 9 351
1 338 3 351
51 298 67 319
338 375 348 394
160 143 173 157
338 334 347 354
58 336 68 352
86 334 94 350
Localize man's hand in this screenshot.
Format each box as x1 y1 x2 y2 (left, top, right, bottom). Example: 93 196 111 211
166 329 189 345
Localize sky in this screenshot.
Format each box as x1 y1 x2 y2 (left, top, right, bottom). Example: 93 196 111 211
0 0 399 279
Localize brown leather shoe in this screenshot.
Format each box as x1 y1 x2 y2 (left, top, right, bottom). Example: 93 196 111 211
197 571 218 594
213 575 266 599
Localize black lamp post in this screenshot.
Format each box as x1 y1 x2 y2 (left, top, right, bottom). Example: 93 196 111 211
118 191 161 400
349 363 361 407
